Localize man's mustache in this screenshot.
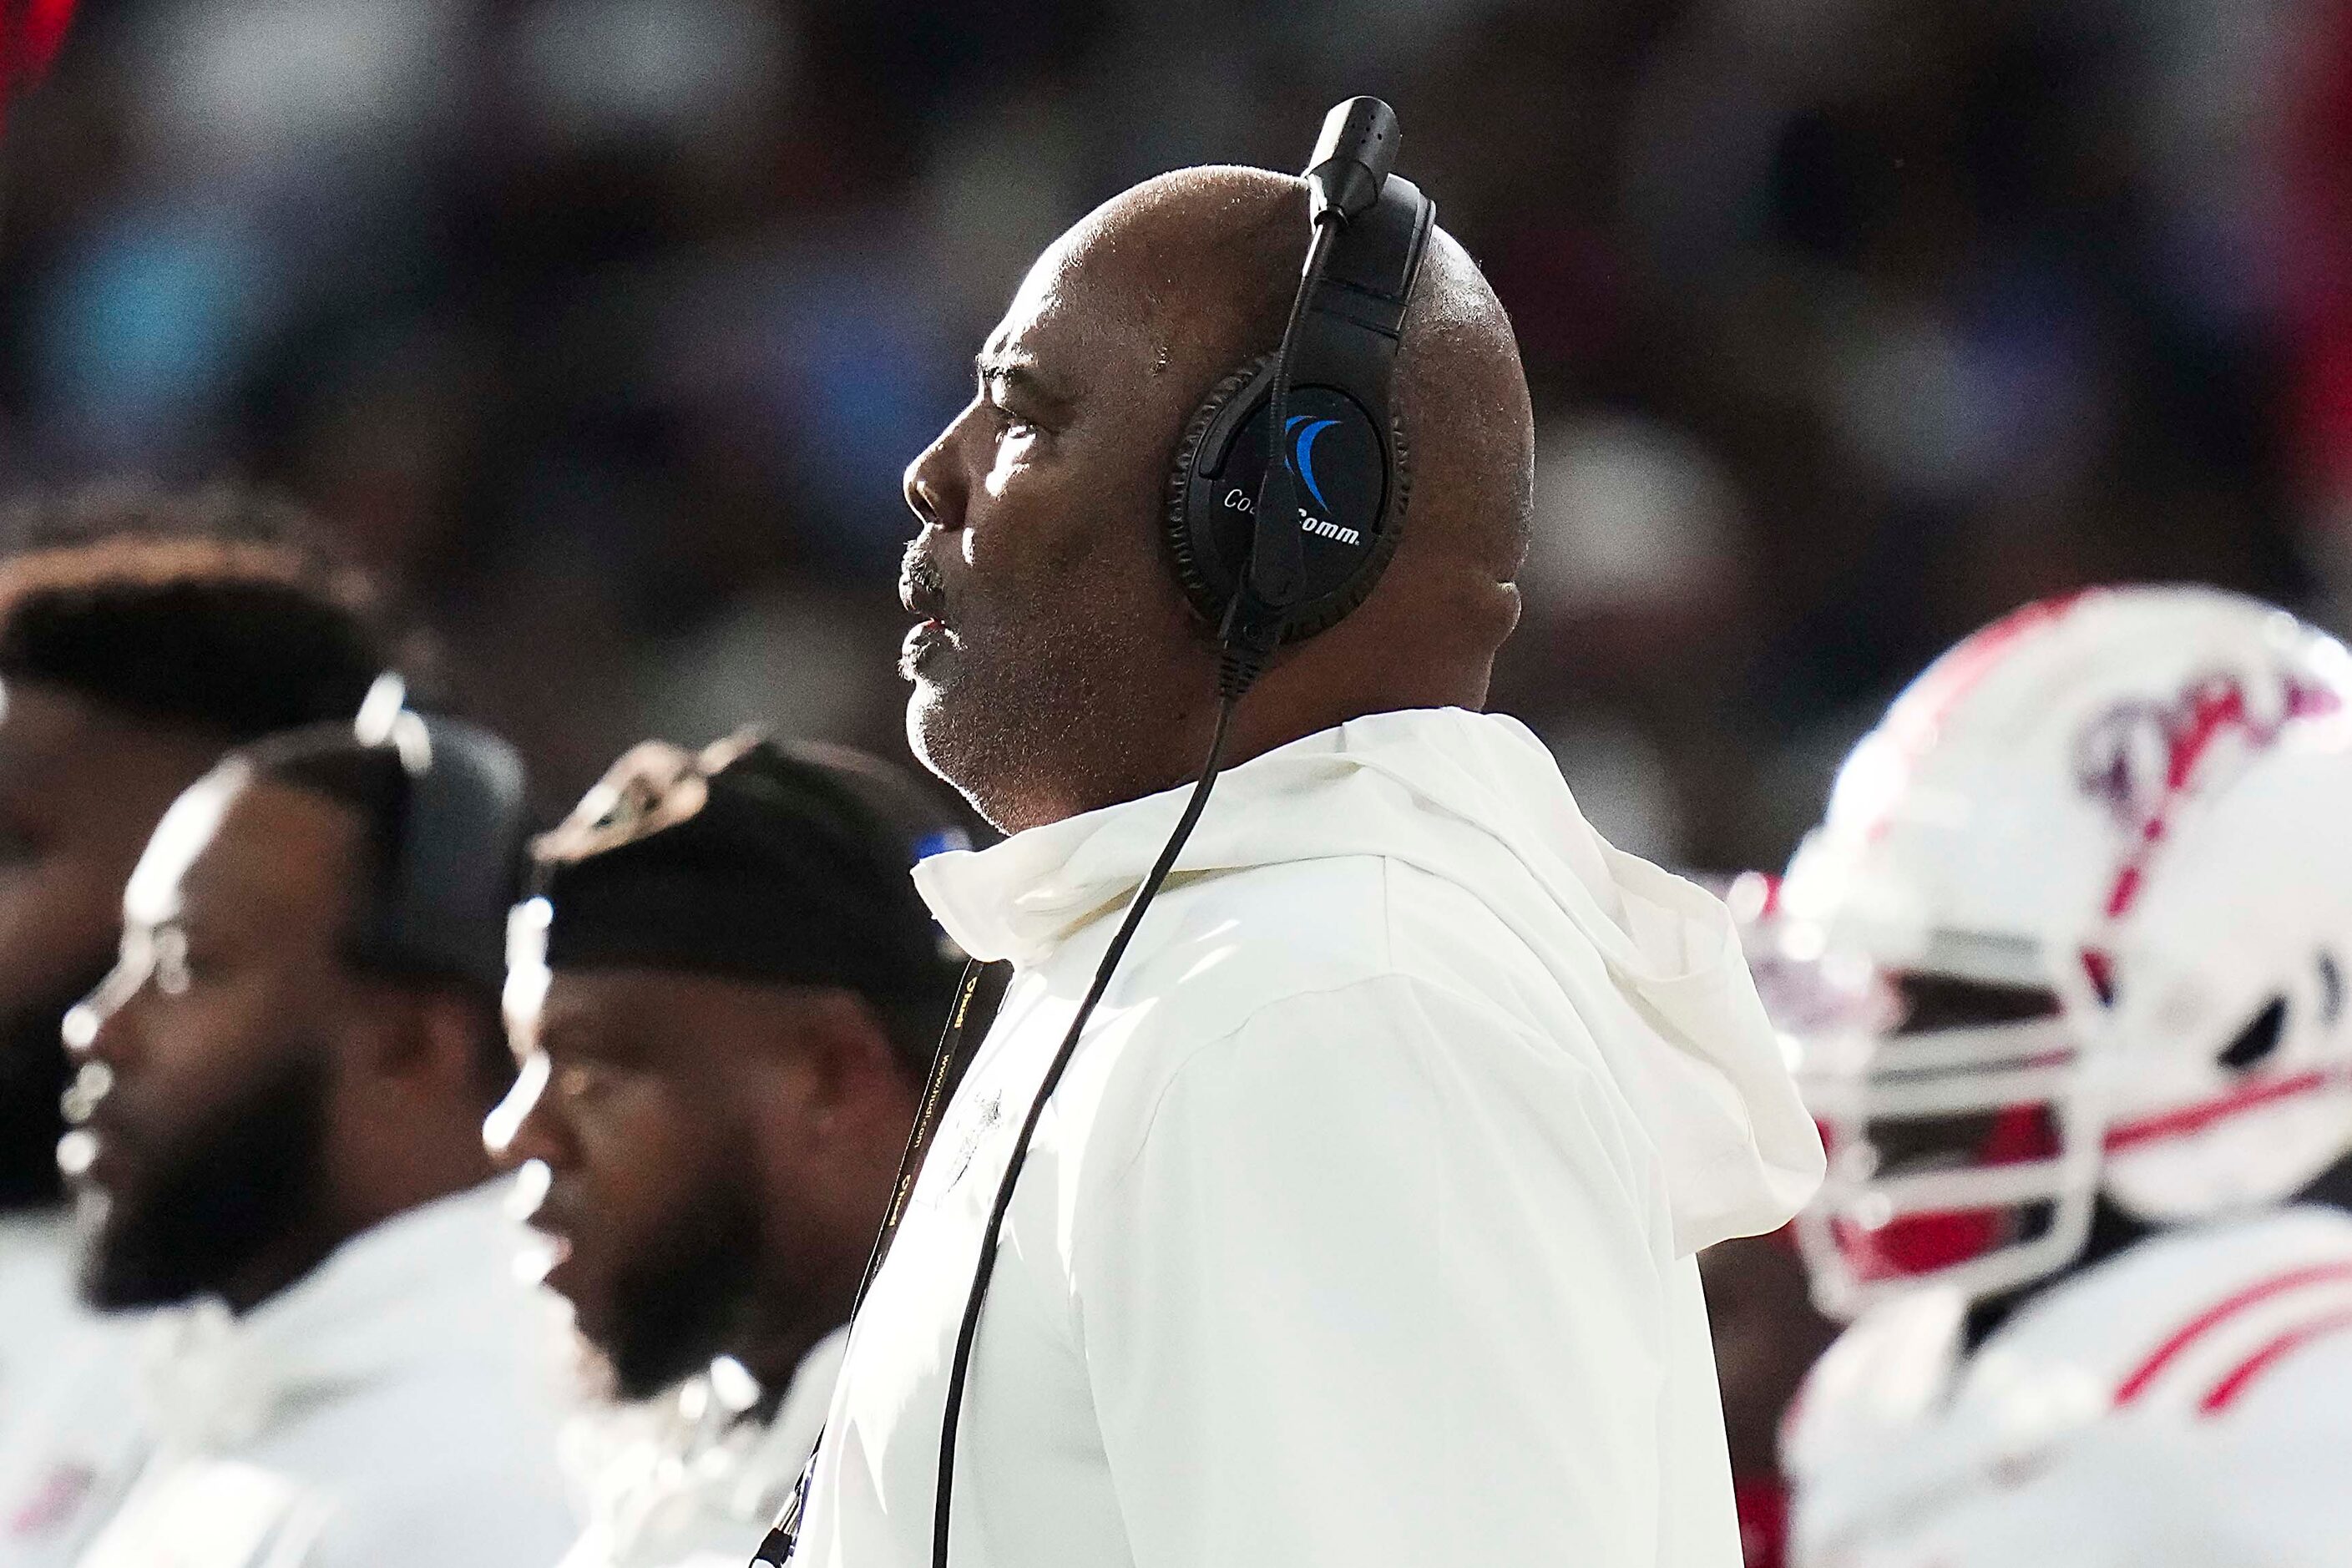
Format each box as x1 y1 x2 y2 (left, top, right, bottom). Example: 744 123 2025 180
900 543 948 620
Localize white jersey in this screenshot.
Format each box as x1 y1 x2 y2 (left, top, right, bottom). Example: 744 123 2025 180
66 1181 581 1568
0 1210 147 1567
0 1209 94 1431
558 1332 844 1568
1785 1206 2352 1567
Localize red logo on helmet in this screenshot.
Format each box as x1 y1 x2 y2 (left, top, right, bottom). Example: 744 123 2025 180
2074 670 2339 923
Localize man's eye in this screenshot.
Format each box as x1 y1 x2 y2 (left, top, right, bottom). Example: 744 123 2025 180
0 825 39 867
554 1062 615 1105
990 403 1041 439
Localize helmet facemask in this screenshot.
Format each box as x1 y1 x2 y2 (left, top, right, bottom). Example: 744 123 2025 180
1796 964 2104 1320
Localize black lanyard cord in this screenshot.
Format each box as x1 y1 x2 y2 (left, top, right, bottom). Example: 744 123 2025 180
855 959 1008 1319
756 693 1240 1568
750 957 1008 1567
928 693 1239 1568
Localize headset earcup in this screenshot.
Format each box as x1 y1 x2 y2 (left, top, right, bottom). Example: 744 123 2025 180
1275 411 1410 642
1164 357 1275 627
1164 356 1412 645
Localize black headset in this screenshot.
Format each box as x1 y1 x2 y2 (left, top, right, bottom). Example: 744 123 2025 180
757 98 1431 1568
1168 97 1434 686
352 674 529 994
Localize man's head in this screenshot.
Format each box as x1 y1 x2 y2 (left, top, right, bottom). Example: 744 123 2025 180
900 164 1534 832
487 736 963 1399
0 488 392 1209
63 722 523 1313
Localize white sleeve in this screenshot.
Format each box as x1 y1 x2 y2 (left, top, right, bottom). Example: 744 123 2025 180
1075 973 1677 1568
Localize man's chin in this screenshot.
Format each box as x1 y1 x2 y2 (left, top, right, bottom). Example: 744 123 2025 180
577 1188 770 1403
73 1050 332 1312
559 1319 633 1405
548 1268 623 1368
519 1276 636 1403
78 1190 200 1311
576 1294 733 1405
904 680 962 787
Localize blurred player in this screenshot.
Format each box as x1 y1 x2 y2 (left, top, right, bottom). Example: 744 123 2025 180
1702 873 1840 1568
0 0 79 122
54 700 579 1566
487 735 969 1568
1774 585 2352 1566
0 491 393 1560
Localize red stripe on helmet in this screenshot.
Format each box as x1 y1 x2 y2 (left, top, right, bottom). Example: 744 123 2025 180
1884 595 2090 760
1855 593 2091 843
2093 675 2341 921
2102 1068 2339 1152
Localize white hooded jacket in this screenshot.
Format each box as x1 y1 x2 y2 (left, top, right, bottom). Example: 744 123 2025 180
792 706 1823 1568
68 1181 579 1568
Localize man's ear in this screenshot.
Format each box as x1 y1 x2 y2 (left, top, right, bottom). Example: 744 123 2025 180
784 990 917 1136
344 982 498 1103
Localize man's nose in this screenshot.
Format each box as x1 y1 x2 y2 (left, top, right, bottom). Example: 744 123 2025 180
58 954 145 1132
483 1051 569 1171
63 947 148 1067
903 407 974 532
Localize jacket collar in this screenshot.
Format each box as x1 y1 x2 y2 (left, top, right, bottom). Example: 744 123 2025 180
913 709 1479 969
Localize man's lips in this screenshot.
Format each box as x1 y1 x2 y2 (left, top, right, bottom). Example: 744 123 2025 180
61 1133 132 1201
537 1233 578 1287
518 1168 598 1267
519 1177 584 1247
519 1211 579 1291
898 543 958 679
58 1085 132 1191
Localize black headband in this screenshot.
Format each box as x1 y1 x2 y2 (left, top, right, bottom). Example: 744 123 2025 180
527 734 966 1003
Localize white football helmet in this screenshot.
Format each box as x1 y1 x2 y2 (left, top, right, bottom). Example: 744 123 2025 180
1778 585 2352 1318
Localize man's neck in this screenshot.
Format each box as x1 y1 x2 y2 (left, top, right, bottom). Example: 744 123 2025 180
739 1328 834 1415
735 1239 875 1411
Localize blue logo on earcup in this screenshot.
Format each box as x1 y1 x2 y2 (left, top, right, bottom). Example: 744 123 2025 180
1284 415 1340 510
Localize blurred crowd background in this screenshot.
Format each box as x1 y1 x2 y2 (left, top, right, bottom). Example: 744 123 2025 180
2 0 2345 868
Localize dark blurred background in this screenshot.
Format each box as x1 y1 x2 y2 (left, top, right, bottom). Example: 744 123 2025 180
3 0 2345 867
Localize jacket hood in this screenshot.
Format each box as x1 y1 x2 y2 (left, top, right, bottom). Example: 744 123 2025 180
914 706 1823 1254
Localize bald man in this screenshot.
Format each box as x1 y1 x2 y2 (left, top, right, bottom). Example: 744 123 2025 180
784 162 1823 1568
